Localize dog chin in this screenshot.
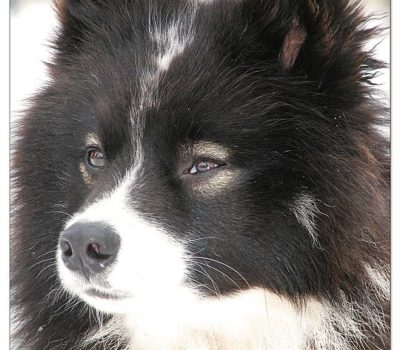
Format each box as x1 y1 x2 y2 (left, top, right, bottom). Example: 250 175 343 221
78 290 135 314
59 272 136 314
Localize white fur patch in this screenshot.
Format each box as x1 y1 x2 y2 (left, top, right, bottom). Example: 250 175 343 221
290 193 323 245
153 24 192 72
121 288 307 350
135 4 197 114
365 264 390 300
84 289 312 350
83 265 389 350
86 262 389 350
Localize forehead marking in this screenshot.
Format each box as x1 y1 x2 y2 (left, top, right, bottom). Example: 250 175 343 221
191 141 231 160
129 1 239 177
153 23 193 72
134 2 199 118
85 133 101 146
130 3 201 168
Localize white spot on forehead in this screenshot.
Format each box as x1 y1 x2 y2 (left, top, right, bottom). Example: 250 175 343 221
134 3 198 119
131 0 242 146
154 23 193 72
131 0 245 119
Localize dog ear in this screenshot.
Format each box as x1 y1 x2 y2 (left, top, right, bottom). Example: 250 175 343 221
53 0 103 59
279 17 306 70
239 0 306 70
301 1 382 92
247 0 382 91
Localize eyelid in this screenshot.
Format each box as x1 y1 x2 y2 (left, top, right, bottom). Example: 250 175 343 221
193 156 225 164
186 159 226 175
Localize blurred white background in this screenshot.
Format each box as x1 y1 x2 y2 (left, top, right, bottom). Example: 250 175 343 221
10 0 390 114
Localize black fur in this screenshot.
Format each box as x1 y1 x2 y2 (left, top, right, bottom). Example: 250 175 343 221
12 0 389 349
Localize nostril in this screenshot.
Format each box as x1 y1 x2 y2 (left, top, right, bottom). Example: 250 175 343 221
60 240 73 258
89 242 100 255
86 243 112 261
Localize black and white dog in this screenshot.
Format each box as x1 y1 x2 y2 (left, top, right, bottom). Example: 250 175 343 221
12 0 390 349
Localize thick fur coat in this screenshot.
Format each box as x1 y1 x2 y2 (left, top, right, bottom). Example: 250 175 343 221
12 0 390 349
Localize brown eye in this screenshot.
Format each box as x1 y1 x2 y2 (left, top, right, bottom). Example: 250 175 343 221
87 149 105 168
189 160 223 174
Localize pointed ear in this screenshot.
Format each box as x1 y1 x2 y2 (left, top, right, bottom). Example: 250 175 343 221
53 0 102 59
279 17 306 70
265 0 382 92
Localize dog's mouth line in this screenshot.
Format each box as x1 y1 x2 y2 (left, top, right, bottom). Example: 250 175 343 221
84 288 131 300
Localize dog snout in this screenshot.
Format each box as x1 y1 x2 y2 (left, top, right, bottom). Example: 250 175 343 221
59 222 120 277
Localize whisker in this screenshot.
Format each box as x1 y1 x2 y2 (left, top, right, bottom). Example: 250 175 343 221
31 250 56 261
189 264 220 296
192 256 250 288
29 256 56 270
185 236 223 244
46 210 74 220
195 260 242 291
36 262 58 279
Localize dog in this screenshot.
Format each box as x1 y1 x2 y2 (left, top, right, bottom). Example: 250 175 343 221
11 0 390 349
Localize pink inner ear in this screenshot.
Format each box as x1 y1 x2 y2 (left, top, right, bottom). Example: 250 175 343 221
280 18 307 70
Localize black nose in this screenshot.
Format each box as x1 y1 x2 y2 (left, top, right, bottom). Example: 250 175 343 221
59 222 120 278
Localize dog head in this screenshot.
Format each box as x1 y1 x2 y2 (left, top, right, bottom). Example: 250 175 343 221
49 0 388 317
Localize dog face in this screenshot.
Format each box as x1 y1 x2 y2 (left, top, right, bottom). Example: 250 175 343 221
13 1 389 349
53 0 332 316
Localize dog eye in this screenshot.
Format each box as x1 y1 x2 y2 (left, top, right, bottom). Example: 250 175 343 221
87 149 105 168
189 160 224 174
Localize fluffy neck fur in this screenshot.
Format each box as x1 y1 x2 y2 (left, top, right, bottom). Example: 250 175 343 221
84 264 389 350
